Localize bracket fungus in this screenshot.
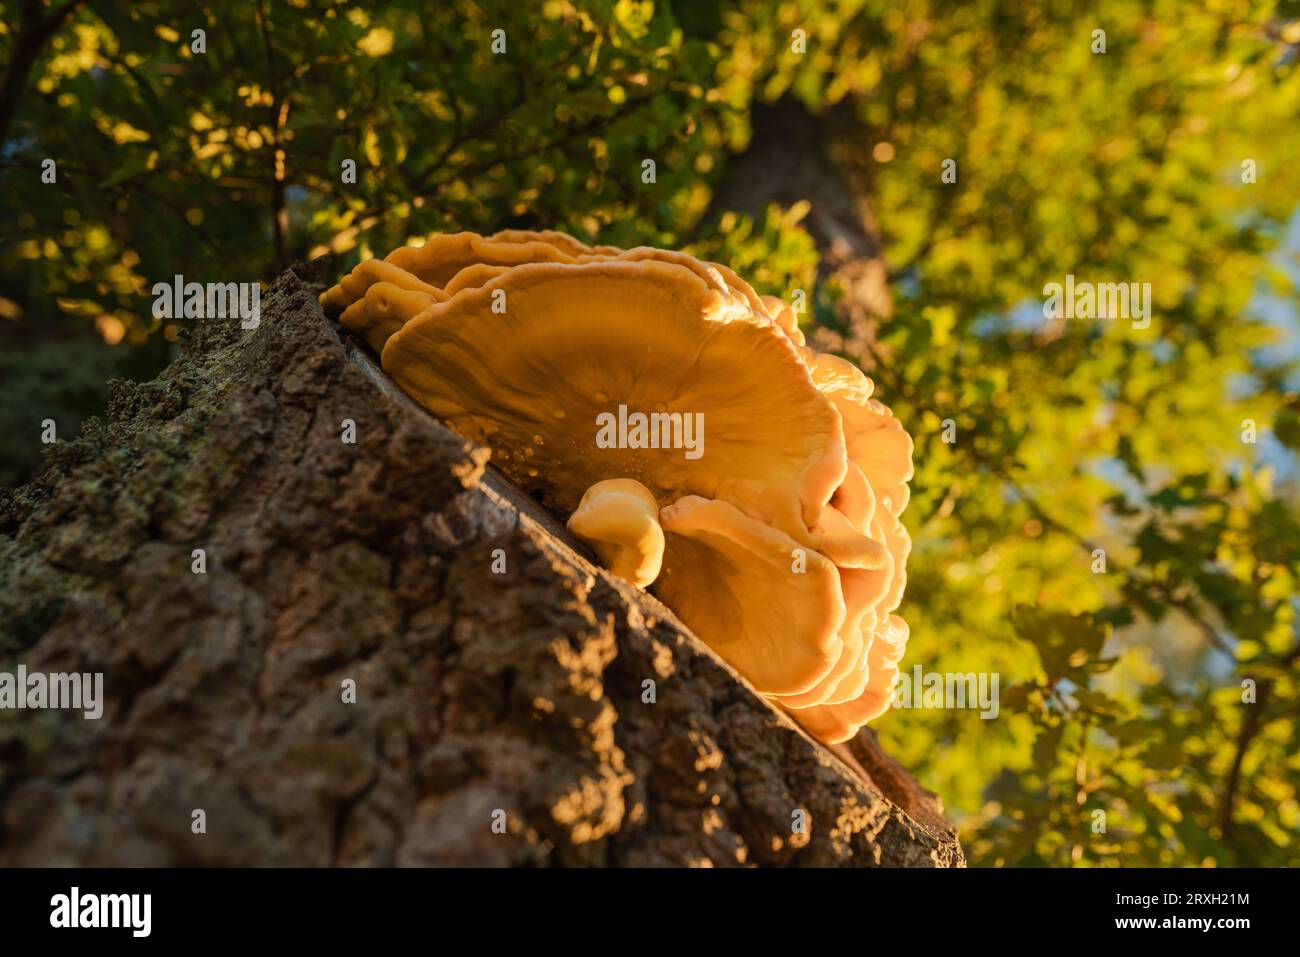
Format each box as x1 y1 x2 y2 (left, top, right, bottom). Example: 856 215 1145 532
321 230 915 745
566 479 664 589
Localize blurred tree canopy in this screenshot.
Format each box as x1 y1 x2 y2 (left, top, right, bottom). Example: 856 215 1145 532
2 0 1298 865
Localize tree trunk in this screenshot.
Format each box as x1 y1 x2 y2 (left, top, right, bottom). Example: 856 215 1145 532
707 96 894 331
0 258 961 867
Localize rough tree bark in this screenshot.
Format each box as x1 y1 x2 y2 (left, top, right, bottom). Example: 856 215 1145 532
0 258 962 867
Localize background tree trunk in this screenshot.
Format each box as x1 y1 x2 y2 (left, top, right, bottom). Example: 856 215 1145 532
0 259 961 867
707 97 894 335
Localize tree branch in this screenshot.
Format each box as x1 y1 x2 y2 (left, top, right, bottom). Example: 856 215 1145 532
1218 641 1300 846
0 0 87 146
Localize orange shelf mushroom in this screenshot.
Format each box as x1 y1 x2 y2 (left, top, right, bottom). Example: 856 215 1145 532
658 495 845 696
321 230 915 745
567 479 665 589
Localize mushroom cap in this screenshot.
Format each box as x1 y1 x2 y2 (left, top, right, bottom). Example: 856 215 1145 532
320 257 446 317
877 504 912 613
760 295 806 346
786 505 907 710
787 614 909 743
805 348 913 517
574 247 755 318
841 397 913 517
443 263 513 296
783 334 913 517
567 478 664 588
706 260 774 321
381 260 847 534
801 501 890 569
658 495 844 696
320 232 593 351
487 228 623 258
761 345 909 715
340 282 443 354
320 259 449 352
770 601 872 709
385 231 579 287
771 516 894 709
829 460 876 530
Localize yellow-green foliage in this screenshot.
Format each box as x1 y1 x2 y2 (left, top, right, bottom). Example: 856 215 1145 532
1 0 1297 865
